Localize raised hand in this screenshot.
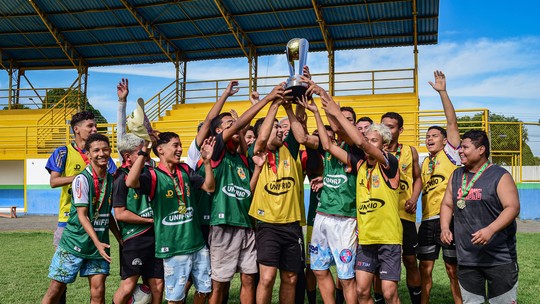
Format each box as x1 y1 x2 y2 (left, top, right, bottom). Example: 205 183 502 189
249 91 260 105
230 109 239 121
225 80 240 97
200 137 216 161
267 82 287 102
297 94 318 113
117 78 129 101
320 94 340 116
303 65 312 79
252 151 268 167
428 70 447 92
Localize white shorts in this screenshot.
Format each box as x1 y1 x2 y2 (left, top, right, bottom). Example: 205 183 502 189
309 213 357 279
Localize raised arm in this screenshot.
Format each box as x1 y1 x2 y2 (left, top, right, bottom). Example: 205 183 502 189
196 80 239 146
429 70 461 147
254 99 282 154
250 151 267 192
320 93 386 165
221 84 283 142
284 98 319 150
300 96 348 164
199 137 216 193
117 78 129 144
125 143 150 188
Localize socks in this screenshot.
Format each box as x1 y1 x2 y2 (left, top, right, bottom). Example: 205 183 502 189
335 288 345 304
374 292 385 303
408 286 422 304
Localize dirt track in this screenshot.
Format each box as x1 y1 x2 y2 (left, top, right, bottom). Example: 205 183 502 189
1 215 539 233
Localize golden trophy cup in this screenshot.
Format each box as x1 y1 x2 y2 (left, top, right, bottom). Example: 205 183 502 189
285 38 309 103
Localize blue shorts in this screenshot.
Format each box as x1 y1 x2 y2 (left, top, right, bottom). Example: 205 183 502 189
48 247 110 284
163 247 211 301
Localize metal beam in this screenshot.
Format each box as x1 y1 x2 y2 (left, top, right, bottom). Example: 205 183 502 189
212 0 255 59
118 0 181 63
27 0 85 69
311 0 333 54
249 48 258 93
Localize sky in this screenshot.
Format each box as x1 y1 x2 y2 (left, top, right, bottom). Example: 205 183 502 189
2 0 540 154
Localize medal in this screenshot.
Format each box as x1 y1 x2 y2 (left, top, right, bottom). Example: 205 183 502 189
178 205 187 214
456 199 466 209
91 166 108 221
93 211 100 220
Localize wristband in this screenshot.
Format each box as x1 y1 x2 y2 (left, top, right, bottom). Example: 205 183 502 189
137 150 149 157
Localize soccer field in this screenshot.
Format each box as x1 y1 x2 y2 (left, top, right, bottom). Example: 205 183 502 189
0 231 538 303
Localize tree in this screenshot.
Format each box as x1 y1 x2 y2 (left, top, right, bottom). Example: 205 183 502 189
457 113 538 165
45 88 107 123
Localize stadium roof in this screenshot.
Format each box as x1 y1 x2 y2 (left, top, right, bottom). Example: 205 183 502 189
0 0 439 70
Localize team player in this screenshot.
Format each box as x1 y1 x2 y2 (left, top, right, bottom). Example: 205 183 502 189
418 70 462 304
322 94 402 304
126 132 216 304
441 130 519 303
249 86 311 304
112 133 164 304
45 111 117 304
300 90 363 304
356 117 373 135
381 112 422 304
206 84 285 304
42 133 121 304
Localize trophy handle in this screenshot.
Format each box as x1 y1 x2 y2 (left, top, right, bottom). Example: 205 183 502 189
298 39 309 75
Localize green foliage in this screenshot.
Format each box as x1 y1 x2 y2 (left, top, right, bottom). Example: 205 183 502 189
2 104 30 110
458 113 538 164
45 88 108 124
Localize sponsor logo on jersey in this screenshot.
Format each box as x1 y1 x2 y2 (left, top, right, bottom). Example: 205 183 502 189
139 207 153 218
132 258 143 266
75 178 82 199
257 209 265 216
309 244 318 254
339 249 353 263
74 164 82 171
422 174 445 195
73 246 81 252
264 177 295 195
323 174 348 188
399 179 410 192
93 214 110 227
357 198 386 214
166 190 174 198
222 184 251 200
357 261 370 267
160 247 169 253
457 187 483 201
237 167 246 180
161 207 194 226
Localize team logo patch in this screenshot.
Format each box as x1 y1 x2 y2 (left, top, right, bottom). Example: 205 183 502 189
132 258 143 266
339 249 353 263
401 163 408 172
237 167 246 180
308 244 318 254
372 174 380 188
133 193 139 199
283 160 290 170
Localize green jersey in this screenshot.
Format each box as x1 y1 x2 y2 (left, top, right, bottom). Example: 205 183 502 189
113 167 154 242
195 164 213 225
139 163 205 258
210 133 253 227
318 143 363 217
59 166 114 259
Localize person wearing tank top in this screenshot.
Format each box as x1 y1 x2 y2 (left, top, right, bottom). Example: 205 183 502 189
417 71 463 304
440 130 519 304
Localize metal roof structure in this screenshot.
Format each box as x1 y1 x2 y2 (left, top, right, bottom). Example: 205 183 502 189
0 0 439 70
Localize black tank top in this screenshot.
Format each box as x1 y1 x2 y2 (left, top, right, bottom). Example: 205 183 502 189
451 165 517 266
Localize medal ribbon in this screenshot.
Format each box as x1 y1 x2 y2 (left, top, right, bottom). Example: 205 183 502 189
428 154 437 174
366 165 373 191
395 144 402 161
91 166 108 219
158 163 186 209
73 143 90 165
460 161 491 199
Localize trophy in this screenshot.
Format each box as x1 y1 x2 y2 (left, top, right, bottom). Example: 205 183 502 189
285 38 309 102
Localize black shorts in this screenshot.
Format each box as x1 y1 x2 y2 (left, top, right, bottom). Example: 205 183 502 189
355 244 402 282
120 229 164 280
256 222 305 273
416 218 457 264
201 224 210 248
458 262 518 302
401 219 418 257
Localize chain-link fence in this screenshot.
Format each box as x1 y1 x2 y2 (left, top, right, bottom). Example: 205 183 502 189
490 122 540 182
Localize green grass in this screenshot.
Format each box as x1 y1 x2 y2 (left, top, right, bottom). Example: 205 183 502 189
0 231 538 303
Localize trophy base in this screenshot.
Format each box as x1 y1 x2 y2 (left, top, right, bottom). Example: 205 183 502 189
285 76 308 103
